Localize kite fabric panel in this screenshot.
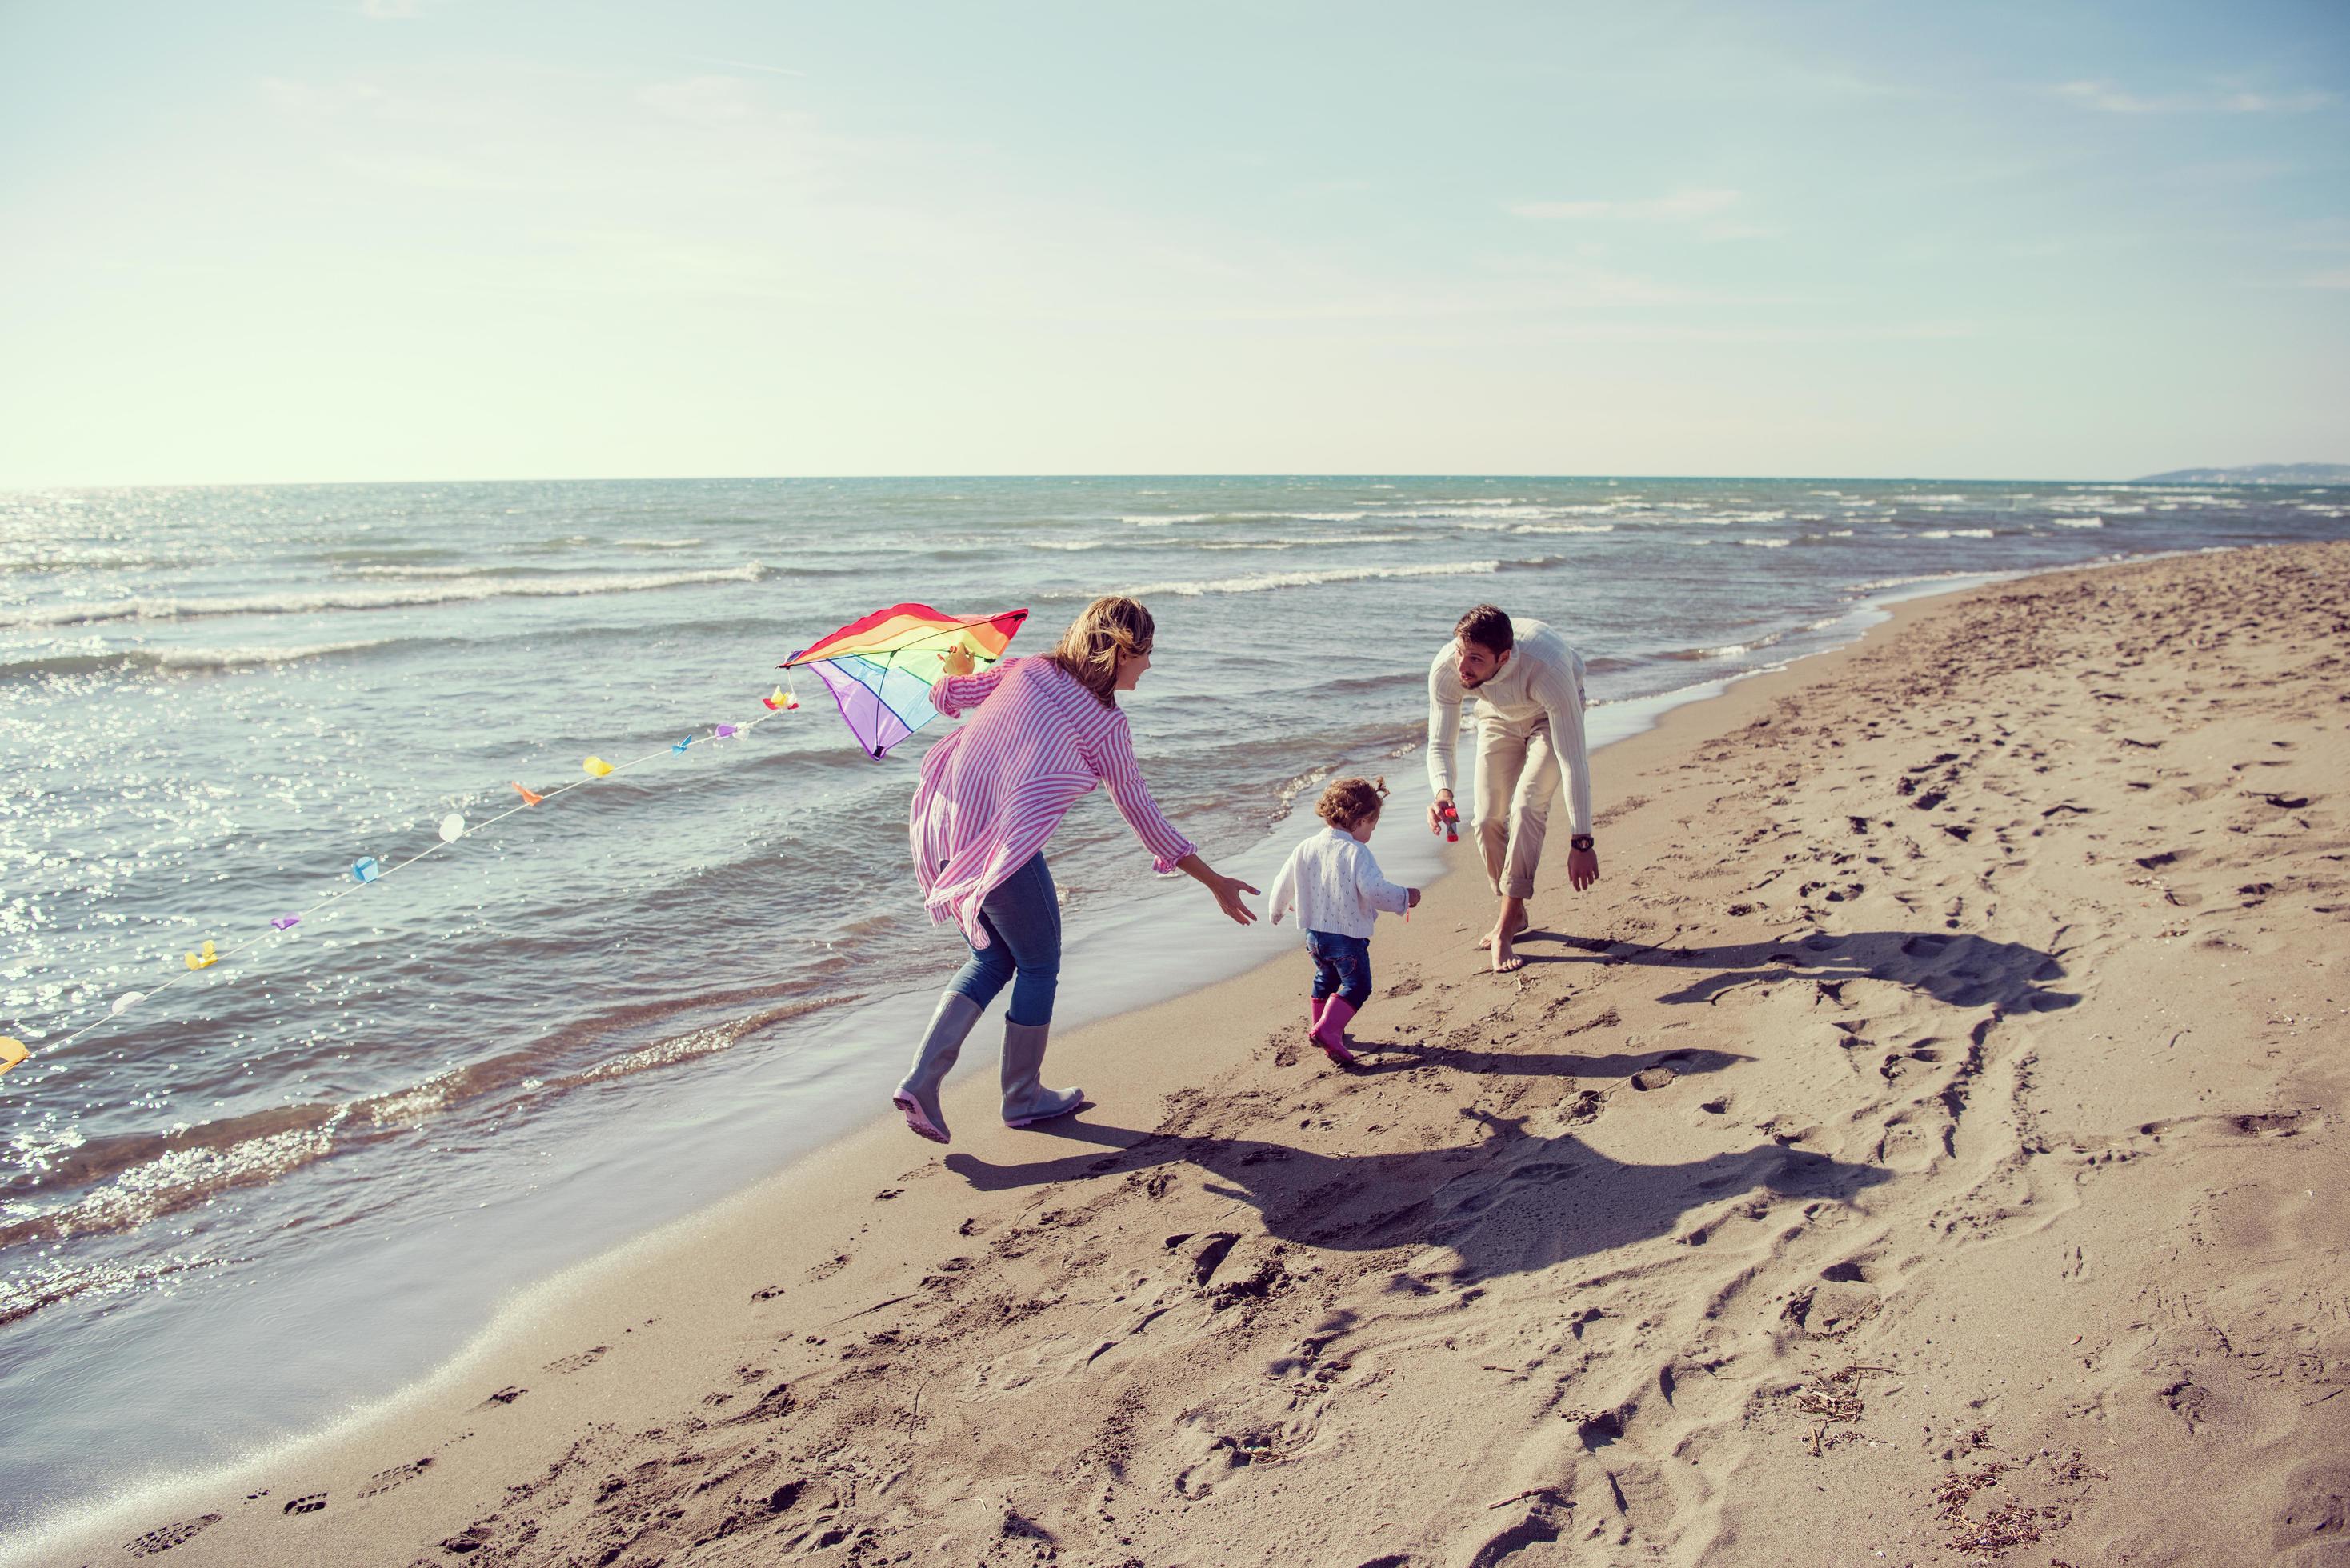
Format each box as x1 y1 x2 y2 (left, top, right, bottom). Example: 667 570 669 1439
782 604 1029 758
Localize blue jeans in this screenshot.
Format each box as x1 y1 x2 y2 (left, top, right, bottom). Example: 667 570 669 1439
945 852 1062 1027
1306 930 1372 1008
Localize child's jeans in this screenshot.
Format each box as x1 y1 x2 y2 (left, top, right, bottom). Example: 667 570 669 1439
1306 930 1372 1008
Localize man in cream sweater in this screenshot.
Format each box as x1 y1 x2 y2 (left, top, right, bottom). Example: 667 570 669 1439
1425 604 1599 972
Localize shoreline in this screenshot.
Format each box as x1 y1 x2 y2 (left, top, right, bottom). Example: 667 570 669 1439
0 562 1999 1532
23 540 2350 1566
7 568 1984 1559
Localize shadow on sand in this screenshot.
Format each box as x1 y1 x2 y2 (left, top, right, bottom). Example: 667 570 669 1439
947 1102 1891 1286
942 927 2049 1283
1517 927 2079 1014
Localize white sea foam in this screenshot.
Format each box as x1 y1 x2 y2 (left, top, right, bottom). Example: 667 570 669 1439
1198 532 1419 550
1737 538 1792 548
1849 570 1981 591
2052 516 2104 528
1117 510 1366 526
1122 559 1507 598
1 641 398 678
1027 539 1109 551
347 563 519 578
1919 528 1995 539
1394 504 1559 519
1 564 767 630
1455 520 1616 535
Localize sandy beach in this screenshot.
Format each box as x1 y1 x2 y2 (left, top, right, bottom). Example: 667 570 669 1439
31 539 2349 1567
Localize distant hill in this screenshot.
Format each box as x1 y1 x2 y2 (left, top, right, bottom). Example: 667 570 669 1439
2135 462 2350 485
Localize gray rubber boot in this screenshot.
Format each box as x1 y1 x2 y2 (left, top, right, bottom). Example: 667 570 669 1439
1000 1018 1086 1128
893 992 983 1145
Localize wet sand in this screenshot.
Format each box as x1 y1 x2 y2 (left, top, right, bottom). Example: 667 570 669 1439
30 540 2350 1567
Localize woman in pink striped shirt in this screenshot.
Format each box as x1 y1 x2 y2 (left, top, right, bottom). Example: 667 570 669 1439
894 596 1259 1145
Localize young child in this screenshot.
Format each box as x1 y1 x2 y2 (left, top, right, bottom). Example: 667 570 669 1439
1267 776 1421 1066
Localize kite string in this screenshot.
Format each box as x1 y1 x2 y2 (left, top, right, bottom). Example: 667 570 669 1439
30 698 796 1061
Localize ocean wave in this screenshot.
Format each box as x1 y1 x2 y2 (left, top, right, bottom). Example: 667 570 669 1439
1919 528 1996 539
1027 539 1110 551
1655 628 1794 662
1848 570 1980 592
1736 538 1791 548
1120 559 1515 598
1197 532 1419 550
2051 516 2104 528
344 563 567 578
615 538 705 549
1391 504 1560 519
0 1251 236 1330
1 564 768 630
0 989 859 1254
1456 521 1615 535
0 1107 362 1252
0 639 400 679
1117 510 1368 526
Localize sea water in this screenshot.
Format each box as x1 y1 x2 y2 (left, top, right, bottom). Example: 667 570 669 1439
2 474 2344 1523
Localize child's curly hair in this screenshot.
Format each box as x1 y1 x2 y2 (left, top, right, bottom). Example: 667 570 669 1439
1315 775 1389 833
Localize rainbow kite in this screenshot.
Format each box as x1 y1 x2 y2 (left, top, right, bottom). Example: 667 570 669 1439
783 603 1028 758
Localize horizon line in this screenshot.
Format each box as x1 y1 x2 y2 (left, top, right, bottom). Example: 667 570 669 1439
7 465 2342 493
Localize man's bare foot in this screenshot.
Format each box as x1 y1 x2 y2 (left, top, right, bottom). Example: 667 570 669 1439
1475 910 1530 951
1487 927 1525 973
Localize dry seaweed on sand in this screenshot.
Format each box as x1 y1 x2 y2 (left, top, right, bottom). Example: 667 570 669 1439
1944 1498 2054 1558
1788 1362 1892 1454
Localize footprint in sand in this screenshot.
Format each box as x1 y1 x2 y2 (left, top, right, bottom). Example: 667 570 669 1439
282 1492 327 1516
542 1346 607 1374
356 1457 434 1498
126 1514 223 1557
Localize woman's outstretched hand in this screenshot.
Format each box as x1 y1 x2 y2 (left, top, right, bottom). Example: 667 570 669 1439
1178 854 1259 926
1209 872 1260 926
940 646 975 678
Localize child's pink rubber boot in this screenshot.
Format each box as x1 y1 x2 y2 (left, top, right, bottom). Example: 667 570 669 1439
1311 998 1360 1066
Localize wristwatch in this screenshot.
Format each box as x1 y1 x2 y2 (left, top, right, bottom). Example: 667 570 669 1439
1570 834 1595 853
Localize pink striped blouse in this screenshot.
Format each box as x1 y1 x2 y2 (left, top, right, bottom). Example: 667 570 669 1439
911 656 1197 948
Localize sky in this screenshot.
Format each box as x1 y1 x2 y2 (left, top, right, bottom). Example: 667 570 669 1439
1 1 2345 485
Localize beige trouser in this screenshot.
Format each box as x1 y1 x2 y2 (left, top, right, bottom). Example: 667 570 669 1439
1475 710 1561 900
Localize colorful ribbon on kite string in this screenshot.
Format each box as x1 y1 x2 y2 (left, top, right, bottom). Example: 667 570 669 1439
0 681 803 1075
